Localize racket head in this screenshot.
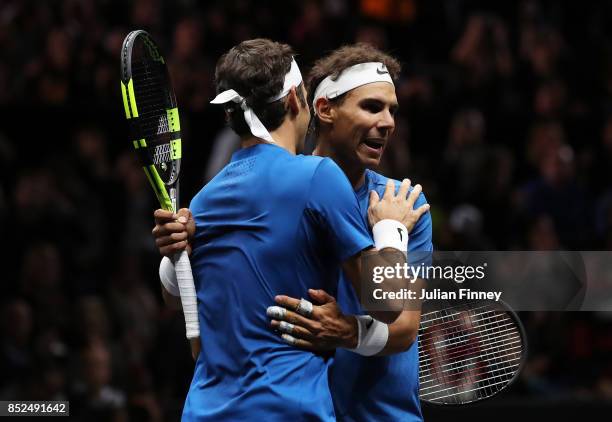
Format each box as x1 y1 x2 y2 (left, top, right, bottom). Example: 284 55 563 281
418 299 527 405
120 30 182 212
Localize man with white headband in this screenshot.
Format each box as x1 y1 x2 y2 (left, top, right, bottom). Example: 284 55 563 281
266 44 433 421
152 39 426 421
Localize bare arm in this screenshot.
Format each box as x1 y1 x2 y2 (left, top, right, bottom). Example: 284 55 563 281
378 276 424 354
268 287 423 355
342 250 403 324
341 179 429 324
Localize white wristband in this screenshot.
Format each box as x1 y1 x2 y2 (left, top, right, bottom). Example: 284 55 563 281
372 219 408 252
350 315 389 356
159 256 180 296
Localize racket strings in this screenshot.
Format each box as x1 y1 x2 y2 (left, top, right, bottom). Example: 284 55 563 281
130 44 179 183
131 52 169 139
418 303 524 404
418 312 516 360
418 327 520 369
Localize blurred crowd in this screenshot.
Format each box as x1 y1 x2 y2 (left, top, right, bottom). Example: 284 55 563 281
1 0 612 420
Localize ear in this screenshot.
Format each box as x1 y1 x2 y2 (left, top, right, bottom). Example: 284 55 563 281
286 86 300 117
315 97 335 125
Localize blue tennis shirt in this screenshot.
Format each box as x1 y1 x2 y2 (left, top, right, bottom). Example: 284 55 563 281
330 169 433 422
183 143 373 421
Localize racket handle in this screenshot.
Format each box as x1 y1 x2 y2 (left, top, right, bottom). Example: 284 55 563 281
174 250 200 339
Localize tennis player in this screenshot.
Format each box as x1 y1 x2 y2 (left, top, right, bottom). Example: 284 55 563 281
154 38 429 421
266 44 433 421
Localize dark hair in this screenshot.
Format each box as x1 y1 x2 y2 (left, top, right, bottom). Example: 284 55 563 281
214 38 306 137
306 43 401 117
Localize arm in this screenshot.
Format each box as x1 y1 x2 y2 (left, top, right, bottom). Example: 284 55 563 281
152 208 195 257
380 285 423 355
153 208 200 360
152 207 195 305
342 179 429 323
269 182 431 353
159 256 182 309
268 287 423 355
309 160 428 324
342 250 404 324
158 255 201 361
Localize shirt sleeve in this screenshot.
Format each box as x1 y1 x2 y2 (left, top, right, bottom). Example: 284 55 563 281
306 158 373 261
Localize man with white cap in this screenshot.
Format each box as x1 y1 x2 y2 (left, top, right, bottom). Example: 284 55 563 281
266 44 433 421
154 39 428 421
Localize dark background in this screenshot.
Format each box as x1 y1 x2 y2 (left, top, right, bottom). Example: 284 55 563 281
1 0 611 420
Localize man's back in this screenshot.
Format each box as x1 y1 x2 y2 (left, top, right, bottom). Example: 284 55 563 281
184 143 372 421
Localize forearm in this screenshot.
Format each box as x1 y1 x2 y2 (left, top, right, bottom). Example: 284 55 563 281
159 256 182 310
377 310 420 355
346 247 407 324
349 279 424 357
362 219 414 322
377 278 424 355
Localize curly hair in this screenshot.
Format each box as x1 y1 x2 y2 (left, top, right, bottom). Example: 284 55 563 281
306 43 401 108
215 38 306 137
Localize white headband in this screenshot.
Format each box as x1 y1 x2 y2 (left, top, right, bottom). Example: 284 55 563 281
312 62 394 114
210 58 303 143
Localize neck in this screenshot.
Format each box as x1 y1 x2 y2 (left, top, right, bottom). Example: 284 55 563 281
313 141 366 190
270 123 298 154
240 123 298 154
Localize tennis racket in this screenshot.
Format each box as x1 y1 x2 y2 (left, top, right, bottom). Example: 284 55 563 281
120 30 200 341
418 299 527 405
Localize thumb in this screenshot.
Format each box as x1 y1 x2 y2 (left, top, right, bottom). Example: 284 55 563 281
308 289 335 304
369 190 380 208
176 208 191 224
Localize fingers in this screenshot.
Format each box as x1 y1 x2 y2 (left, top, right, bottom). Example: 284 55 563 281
159 240 189 256
271 319 315 342
155 231 189 248
415 203 431 217
274 295 303 313
266 306 319 332
176 208 191 222
308 289 335 305
368 190 380 208
382 178 395 199
274 295 313 318
152 221 188 237
153 208 193 257
280 333 316 350
397 178 411 199
407 183 422 208
154 208 175 224
176 208 192 223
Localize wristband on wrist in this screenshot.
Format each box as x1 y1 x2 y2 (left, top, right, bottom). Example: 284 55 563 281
372 219 408 252
349 315 389 356
159 256 180 296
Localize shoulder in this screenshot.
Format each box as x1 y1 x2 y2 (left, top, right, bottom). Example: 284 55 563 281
273 154 327 180
368 169 430 210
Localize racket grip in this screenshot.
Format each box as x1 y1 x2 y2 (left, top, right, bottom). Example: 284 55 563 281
174 250 200 339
